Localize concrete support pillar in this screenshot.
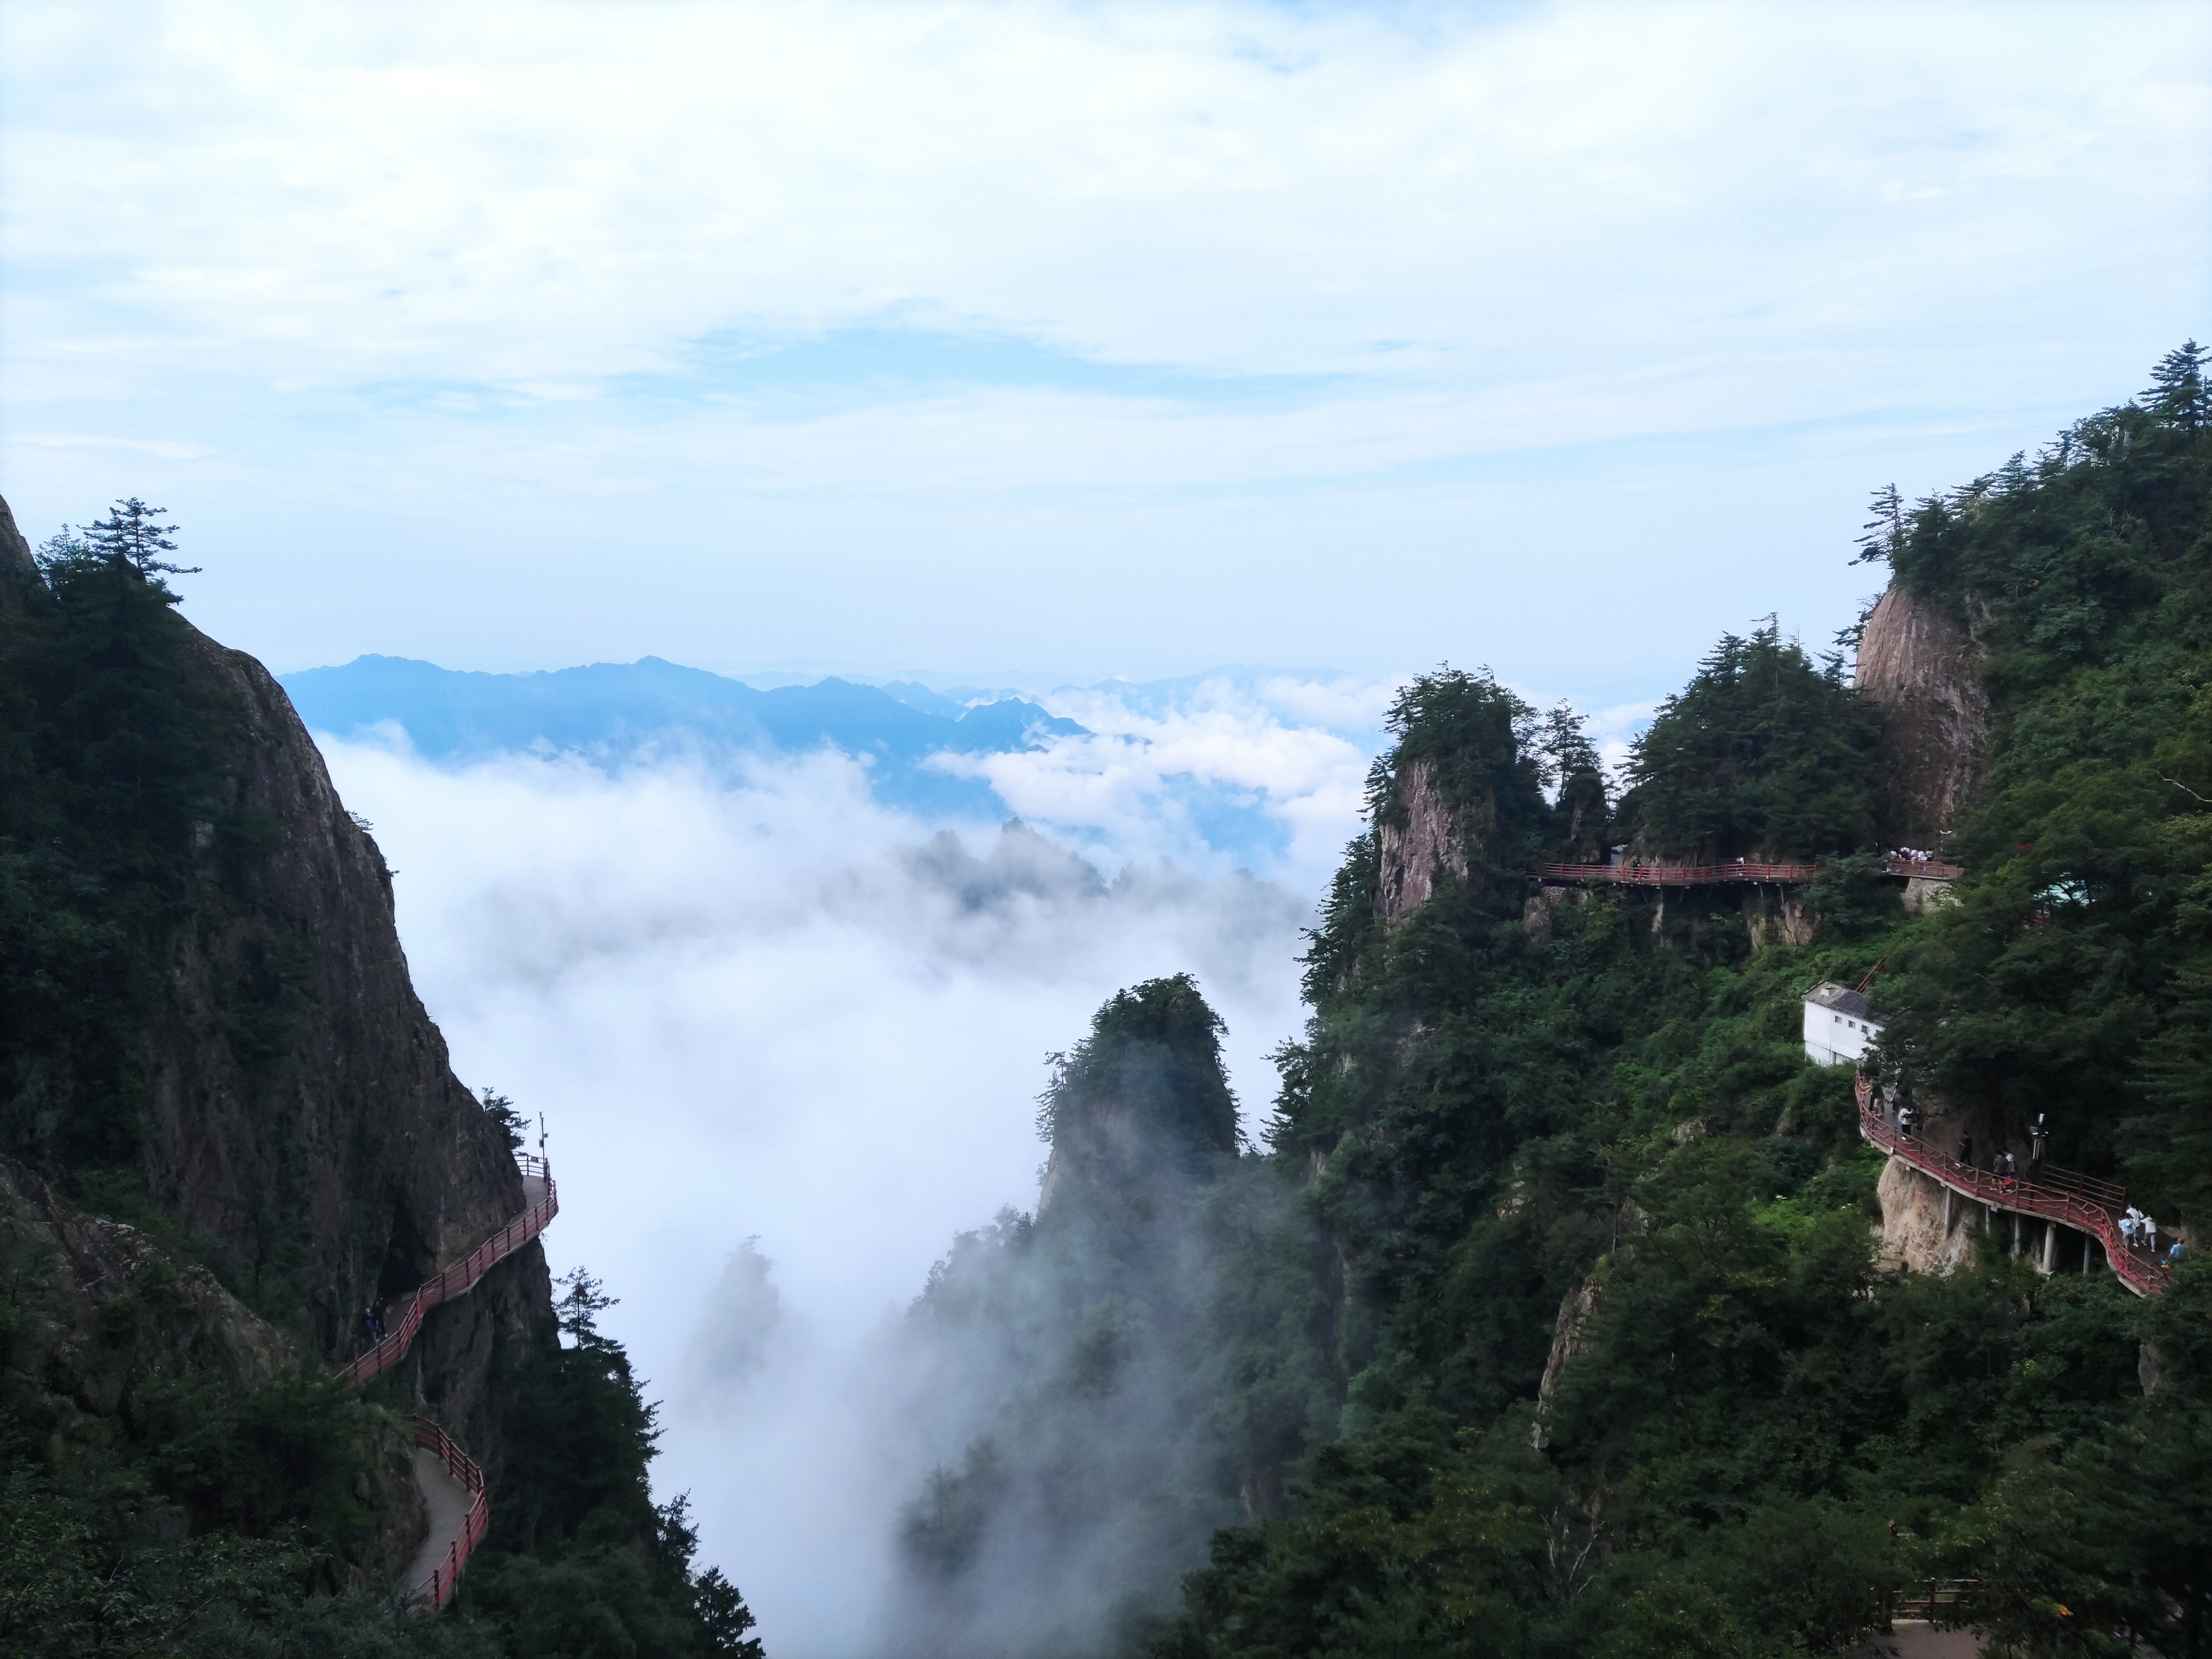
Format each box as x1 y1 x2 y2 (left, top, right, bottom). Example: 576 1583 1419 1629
1943 1187 1955 1234
2042 1222 2057 1274
2012 1212 2021 1255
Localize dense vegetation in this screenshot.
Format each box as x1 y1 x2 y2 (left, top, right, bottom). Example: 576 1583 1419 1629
900 348 2212 1658
1153 345 2212 1659
0 508 758 1656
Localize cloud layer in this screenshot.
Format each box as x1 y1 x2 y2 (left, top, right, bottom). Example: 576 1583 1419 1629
5 1 2203 689
318 727 1328 1650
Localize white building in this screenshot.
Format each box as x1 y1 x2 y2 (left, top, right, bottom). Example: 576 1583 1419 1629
1804 982 1881 1067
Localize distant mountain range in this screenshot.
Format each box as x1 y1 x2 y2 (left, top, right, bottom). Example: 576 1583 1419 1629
280 655 1089 817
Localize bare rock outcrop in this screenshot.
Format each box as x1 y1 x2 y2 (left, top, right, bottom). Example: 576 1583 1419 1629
1532 1273 1601 1448
1875 1156 1975 1276
1855 583 1992 849
0 1157 431 1574
2 1158 294 1406
1376 759 1468 925
1745 893 1815 951
0 492 44 622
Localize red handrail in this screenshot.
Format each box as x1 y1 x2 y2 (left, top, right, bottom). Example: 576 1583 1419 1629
408 1415 490 1609
1540 860 1823 885
334 1153 558 1611
1537 857 1964 887
341 1157 559 1386
1856 1078 2167 1296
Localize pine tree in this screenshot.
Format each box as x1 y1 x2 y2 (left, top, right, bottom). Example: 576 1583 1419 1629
81 498 200 591
2142 339 2209 432
1853 483 1903 565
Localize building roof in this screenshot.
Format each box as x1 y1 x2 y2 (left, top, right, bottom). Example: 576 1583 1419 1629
1805 982 1874 1020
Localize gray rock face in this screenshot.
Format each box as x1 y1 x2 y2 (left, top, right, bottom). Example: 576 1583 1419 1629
0 1158 431 1575
0 489 551 1481
1856 583 1992 850
156 628 551 1469
1875 1156 1975 1277
1376 759 1469 925
0 493 45 621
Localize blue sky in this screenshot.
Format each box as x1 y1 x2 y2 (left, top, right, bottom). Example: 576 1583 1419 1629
3 0 2206 707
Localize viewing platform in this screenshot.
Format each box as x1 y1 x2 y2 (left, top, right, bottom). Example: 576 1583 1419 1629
1537 855 1963 888
1855 1077 2168 1297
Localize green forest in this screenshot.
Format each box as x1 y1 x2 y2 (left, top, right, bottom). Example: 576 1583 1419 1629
893 346 2212 1659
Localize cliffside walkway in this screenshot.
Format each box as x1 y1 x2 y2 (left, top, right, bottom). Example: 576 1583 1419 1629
405 1416 489 1610
340 1154 557 1386
1855 1078 2168 1297
1538 855 1963 888
336 1152 557 1608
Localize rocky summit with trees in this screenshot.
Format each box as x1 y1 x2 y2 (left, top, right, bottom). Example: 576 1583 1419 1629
886 345 2212 1659
0 496 761 1657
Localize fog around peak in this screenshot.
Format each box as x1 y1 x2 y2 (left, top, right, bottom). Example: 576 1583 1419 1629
314 682 1359 1652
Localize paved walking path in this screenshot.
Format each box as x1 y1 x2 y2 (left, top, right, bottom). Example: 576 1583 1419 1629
335 1152 558 1608
1850 1623 1982 1657
407 1444 474 1596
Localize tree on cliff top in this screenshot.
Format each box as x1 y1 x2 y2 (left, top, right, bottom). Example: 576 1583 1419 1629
1036 973 1238 1171
37 498 199 601
1613 623 1880 862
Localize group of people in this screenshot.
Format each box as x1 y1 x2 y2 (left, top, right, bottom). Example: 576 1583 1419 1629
360 1300 390 1347
1886 1103 2191 1271
2119 1209 2191 1266
1892 847 1938 865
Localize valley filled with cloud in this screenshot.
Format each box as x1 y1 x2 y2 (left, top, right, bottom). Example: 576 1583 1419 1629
314 671 1394 1649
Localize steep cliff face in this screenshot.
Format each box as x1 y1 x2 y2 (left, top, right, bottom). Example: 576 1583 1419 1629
0 494 41 620
1874 1156 1976 1277
1855 583 1991 849
159 629 547 1457
1374 759 1468 926
0 489 548 1477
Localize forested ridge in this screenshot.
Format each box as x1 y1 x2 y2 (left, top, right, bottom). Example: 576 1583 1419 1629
0 504 759 1656
900 347 2212 1658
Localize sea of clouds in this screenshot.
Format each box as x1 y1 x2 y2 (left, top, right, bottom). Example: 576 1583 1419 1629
317 671 1385 1651
317 667 1655 1652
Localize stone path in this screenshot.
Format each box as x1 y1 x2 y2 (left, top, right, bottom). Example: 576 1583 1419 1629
407 1444 473 1598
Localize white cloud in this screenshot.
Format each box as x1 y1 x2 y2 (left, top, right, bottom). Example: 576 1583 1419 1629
317 731 1323 1650
4 1 2202 690
6 1 2201 398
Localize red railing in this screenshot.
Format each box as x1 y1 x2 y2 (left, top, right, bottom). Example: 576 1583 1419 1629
341 1154 558 1386
1540 860 1822 886
409 1415 490 1609
1856 1078 2167 1296
1537 857 1964 888
335 1152 557 1611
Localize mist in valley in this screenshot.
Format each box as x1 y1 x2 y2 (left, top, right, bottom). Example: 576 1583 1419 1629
315 685 1373 1655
